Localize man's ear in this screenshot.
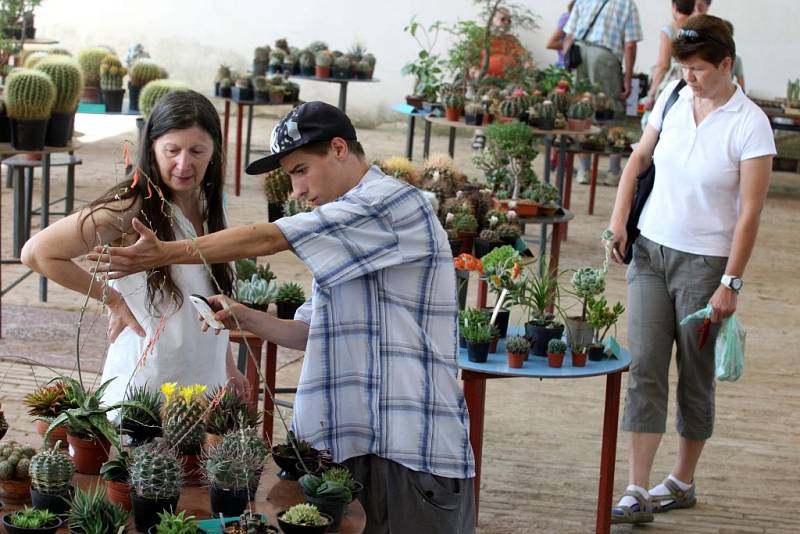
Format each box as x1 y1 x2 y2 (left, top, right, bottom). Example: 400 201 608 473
330 137 349 159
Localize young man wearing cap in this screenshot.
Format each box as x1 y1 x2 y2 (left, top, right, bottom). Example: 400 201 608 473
90 101 476 533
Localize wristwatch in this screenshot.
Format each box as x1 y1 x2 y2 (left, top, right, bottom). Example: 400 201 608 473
721 274 743 293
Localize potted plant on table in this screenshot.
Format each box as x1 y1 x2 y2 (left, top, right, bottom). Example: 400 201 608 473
77 47 108 103
515 260 565 358
223 511 277 534
586 296 625 361
505 335 530 369
401 17 445 109
484 121 539 216
161 382 208 484
217 426 269 496
99 55 127 113
442 90 464 122
129 59 165 111
566 100 592 131
151 510 200 534
232 74 253 102
67 485 128 534
331 56 351 79
570 338 588 367
276 282 306 320
0 441 34 504
474 228 501 259
23 379 76 447
204 386 261 450
566 267 606 349
526 182 561 217
462 313 494 363
204 441 257 518
547 338 567 368
464 101 483 126
277 503 332 534
100 449 132 511
5 68 55 151
234 274 278 312
314 51 332 78
480 245 522 338
263 167 292 221
272 431 320 481
448 211 478 255
28 441 74 515
219 78 233 98
299 473 352 532
2 507 62 534
121 383 163 446
34 56 83 147
129 440 183 532
298 50 315 77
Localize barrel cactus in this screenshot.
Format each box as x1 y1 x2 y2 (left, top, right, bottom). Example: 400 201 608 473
205 427 267 492
129 59 165 87
539 101 557 121
550 92 570 114
129 441 182 500
443 92 464 110
160 383 208 455
99 55 127 91
23 51 49 68
5 68 56 120
139 79 190 118
505 335 531 355
29 441 74 495
567 100 593 120
77 47 110 87
263 167 292 204
547 338 568 354
0 441 35 481
35 56 84 114
499 98 521 119
315 51 332 67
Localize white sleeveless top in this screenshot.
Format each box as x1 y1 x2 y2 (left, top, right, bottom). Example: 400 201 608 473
100 203 229 405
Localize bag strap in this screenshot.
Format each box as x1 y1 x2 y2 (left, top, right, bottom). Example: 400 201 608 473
580 0 612 41
655 79 687 145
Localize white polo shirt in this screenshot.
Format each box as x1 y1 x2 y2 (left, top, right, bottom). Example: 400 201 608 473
639 80 776 257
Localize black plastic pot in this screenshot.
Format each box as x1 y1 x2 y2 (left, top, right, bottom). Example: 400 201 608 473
538 117 555 131
267 202 285 222
474 238 501 259
524 322 565 358
588 344 607 361
482 307 510 338
209 484 249 518
272 446 320 481
277 301 302 320
464 113 483 126
466 341 490 363
277 511 332 534
30 488 70 515
213 81 220 97
101 89 124 113
283 63 297 75
44 112 74 147
10 118 48 151
448 239 462 258
130 493 179 533
254 90 269 102
0 114 12 143
121 419 162 446
459 333 466 348
354 71 368 80
219 86 232 98
331 66 351 79
305 496 346 532
2 514 63 534
128 82 142 111
300 66 315 76
231 86 253 102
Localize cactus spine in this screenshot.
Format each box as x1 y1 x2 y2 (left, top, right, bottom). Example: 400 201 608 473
129 59 165 87
77 47 110 87
138 80 190 118
443 92 464 110
5 69 56 120
263 168 292 204
160 383 208 455
568 100 593 120
29 441 74 495
99 55 126 91
35 56 84 113
499 98 521 119
129 441 181 500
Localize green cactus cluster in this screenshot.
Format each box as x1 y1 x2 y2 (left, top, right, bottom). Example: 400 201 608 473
479 229 500 241
496 223 521 242
139 79 190 118
130 59 166 87
29 441 74 495
129 440 182 500
77 47 111 86
282 197 313 216
262 167 292 204
161 383 208 455
539 101 557 120
443 92 464 110
5 68 56 120
0 441 35 480
281 503 329 527
505 335 531 354
547 338 568 354
35 56 84 114
276 281 306 305
450 212 478 233
567 100 593 120
99 55 127 91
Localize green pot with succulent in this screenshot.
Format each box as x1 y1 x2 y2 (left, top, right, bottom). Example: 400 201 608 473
275 282 306 320
515 259 565 357
299 473 352 532
29 441 74 515
547 338 567 368
77 47 108 102
204 386 261 448
121 383 163 446
262 167 291 221
99 55 127 112
129 440 183 532
277 503 332 534
160 382 208 484
505 335 530 368
100 449 132 511
139 79 190 119
23 379 77 447
67 485 128 534
5 68 55 151
2 507 63 534
0 441 35 503
35 55 83 146
234 274 278 312
586 295 625 361
272 431 320 481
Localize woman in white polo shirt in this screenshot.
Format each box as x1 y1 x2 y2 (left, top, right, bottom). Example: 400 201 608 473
606 14 775 525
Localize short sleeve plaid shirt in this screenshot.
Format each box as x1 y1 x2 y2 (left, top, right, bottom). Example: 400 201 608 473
275 166 475 479
564 0 643 61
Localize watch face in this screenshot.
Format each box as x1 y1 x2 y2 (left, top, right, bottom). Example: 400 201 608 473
731 278 743 290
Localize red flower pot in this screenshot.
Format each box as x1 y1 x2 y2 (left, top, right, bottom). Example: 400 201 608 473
0 478 31 504
67 433 110 474
180 453 204 485
36 419 68 447
445 106 461 122
106 480 132 511
547 352 565 368
507 352 526 369
572 351 587 367
314 66 330 78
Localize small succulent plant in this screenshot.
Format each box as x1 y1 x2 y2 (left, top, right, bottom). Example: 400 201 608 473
505 335 530 355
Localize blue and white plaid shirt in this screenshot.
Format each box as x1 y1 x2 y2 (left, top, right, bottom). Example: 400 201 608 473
275 166 475 479
564 0 643 61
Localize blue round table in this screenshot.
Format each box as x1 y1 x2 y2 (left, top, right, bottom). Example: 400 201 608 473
459 328 631 534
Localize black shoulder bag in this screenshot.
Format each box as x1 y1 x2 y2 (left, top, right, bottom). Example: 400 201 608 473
564 0 611 71
623 79 687 264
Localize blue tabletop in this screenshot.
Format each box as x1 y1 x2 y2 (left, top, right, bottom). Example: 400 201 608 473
391 103 430 117
458 326 630 379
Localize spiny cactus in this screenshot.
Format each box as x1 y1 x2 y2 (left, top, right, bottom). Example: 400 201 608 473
496 223 521 242
547 338 567 354
139 79 190 118
315 51 333 67
99 55 126 91
499 98 521 119
333 56 351 70
568 100 592 120
35 56 84 113
29 441 74 495
364 53 376 68
299 51 315 68
550 92 570 114
276 282 305 305
252 75 268 92
280 503 328 527
505 335 530 354
539 101 557 120
263 167 292 203
77 47 110 86
5 68 56 120
465 101 483 115
443 92 464 110
129 441 182 500
204 386 261 436
129 59 165 87
161 383 208 455
204 428 266 492
479 229 500 241
23 51 49 68
282 197 313 216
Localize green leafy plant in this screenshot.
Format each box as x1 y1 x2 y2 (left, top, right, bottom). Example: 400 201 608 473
461 320 494 343
234 259 275 284
570 267 606 321
121 383 162 438
449 212 478 233
154 510 198 534
205 386 261 436
299 473 352 503
7 507 59 529
586 296 625 345
280 503 328 527
67 485 128 534
401 16 446 101
99 450 129 483
484 121 538 199
514 259 563 327
274 431 316 458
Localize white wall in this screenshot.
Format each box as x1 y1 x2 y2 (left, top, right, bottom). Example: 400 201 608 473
35 0 800 123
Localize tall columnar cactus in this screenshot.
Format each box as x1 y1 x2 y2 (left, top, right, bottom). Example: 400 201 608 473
539 101 557 121
263 167 292 204
443 92 464 110
129 441 182 500
35 56 84 114
550 92 570 114
139 80 190 118
29 441 74 495
77 47 110 87
160 383 208 455
5 68 56 120
100 55 127 91
129 59 166 87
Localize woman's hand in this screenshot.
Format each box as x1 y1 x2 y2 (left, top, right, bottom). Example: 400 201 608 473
199 294 259 333
708 285 737 323
607 223 628 265
644 94 656 111
87 218 166 279
107 291 145 342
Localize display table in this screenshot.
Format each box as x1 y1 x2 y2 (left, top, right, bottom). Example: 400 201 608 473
389 103 430 160
1 469 366 533
562 145 633 216
287 75 379 113
459 328 631 534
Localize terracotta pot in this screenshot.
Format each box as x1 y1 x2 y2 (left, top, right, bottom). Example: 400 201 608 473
507 352 526 369
445 106 461 122
36 419 68 447
498 116 513 124
0 478 31 504
106 480 132 511
548 352 565 368
67 434 110 474
482 113 493 125
567 118 588 131
405 95 424 109
457 231 476 255
572 351 588 367
509 200 540 218
180 453 204 485
80 85 101 104
204 432 223 451
488 336 499 354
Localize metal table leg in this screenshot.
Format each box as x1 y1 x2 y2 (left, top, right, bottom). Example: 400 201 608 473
422 120 432 160
39 154 50 301
12 167 24 258
338 81 348 112
65 151 75 214
448 126 456 158
405 115 416 160
245 104 254 167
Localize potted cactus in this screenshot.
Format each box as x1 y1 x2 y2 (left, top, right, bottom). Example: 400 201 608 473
5 68 55 151
67 485 128 534
364 53 376 79
234 274 278 312
331 56 351 79
277 503 332 534
567 267 606 350
352 59 369 80
272 431 320 481
129 59 165 112
139 79 190 119
253 75 269 102
28 441 74 515
204 386 261 448
121 383 163 446
232 74 253 102
268 49 285 74
299 473 352 532
496 223 521 247
253 47 270 76
222 511 277 534
537 100 557 131
442 91 463 122
505 335 530 369
448 211 478 255
2 507 62 534
567 100 592 131
474 228 501 259
99 449 132 511
314 51 332 78
282 53 299 76
77 47 108 103
150 510 200 534
214 64 232 96
23 379 76 447
275 282 306 320
99 55 127 112
284 80 300 103
219 78 233 98
34 56 83 147
129 440 182 532
0 441 35 504
204 428 266 517
464 101 483 126
570 337 588 367
160 382 208 484
263 167 291 221
268 75 286 105
547 338 567 368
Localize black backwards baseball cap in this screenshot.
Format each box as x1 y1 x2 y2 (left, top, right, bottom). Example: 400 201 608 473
245 101 358 175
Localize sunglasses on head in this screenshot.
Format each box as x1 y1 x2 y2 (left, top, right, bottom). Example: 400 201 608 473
677 28 731 55
500 17 512 23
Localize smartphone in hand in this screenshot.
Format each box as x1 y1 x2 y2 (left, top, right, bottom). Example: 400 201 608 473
189 294 226 330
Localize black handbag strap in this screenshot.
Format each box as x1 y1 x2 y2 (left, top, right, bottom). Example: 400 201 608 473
654 79 687 146
580 0 612 41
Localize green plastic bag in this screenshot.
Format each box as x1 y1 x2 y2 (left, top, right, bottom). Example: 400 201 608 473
680 305 746 383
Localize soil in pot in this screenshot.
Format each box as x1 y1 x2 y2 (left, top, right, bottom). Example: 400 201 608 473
2 513 62 534
588 344 607 361
105 480 131 511
276 511 332 534
547 352 565 368
209 484 250 518
466 341 490 363
571 351 588 367
44 112 75 147
131 493 179 533
102 89 125 113
524 322 565 358
10 119 48 151
66 434 110 475
30 488 71 515
507 352 526 369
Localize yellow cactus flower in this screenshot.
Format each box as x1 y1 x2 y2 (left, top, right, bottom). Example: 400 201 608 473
160 382 177 401
180 384 207 405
